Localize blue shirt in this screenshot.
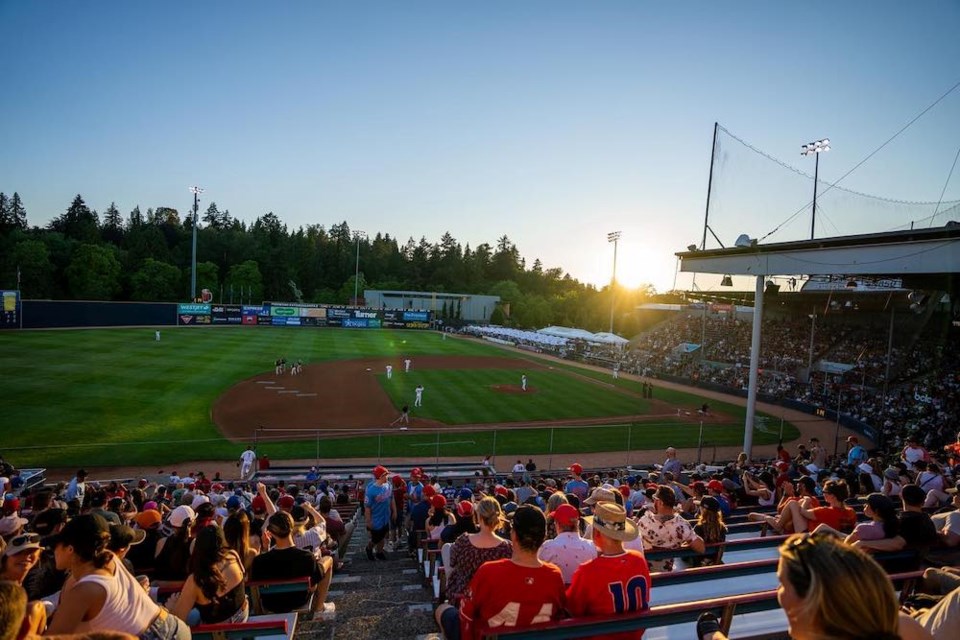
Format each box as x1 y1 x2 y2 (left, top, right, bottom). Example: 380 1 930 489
565 479 589 500
364 481 393 529
847 445 868 466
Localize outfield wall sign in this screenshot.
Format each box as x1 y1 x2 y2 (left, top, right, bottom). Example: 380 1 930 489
176 300 432 329
0 290 20 329
177 302 212 325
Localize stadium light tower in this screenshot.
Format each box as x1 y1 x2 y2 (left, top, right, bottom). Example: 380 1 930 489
189 186 204 301
607 231 622 334
353 230 367 306
801 138 830 240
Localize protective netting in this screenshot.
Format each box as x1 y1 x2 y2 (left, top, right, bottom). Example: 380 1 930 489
703 125 960 249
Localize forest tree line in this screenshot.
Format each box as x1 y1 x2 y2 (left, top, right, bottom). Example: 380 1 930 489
0 192 657 333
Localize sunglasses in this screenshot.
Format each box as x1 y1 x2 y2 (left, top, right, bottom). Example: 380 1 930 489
782 532 832 591
10 533 40 547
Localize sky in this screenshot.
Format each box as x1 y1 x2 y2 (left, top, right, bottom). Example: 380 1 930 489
1 1 959 293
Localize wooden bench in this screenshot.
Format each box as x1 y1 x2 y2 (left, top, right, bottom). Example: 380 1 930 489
248 577 316 616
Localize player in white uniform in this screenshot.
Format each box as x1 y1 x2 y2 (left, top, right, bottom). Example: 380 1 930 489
521 374 527 391
239 446 257 481
414 384 424 407
386 364 393 379
155 330 160 342
404 358 411 373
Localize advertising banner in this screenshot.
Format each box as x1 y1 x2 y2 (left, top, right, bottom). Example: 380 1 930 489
242 315 257 325
211 305 242 324
403 310 429 322
270 306 300 317
178 303 211 315
0 290 20 329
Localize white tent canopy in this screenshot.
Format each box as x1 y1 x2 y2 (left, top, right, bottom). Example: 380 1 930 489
537 326 625 345
591 332 629 345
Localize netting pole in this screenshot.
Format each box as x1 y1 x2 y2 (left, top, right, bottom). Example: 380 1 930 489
701 122 719 250
625 424 632 468
548 428 554 471
377 433 382 463
697 421 704 465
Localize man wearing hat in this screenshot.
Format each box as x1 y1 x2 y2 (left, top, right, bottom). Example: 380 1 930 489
567 502 651 629
538 504 595 584
364 465 395 561
564 464 589 501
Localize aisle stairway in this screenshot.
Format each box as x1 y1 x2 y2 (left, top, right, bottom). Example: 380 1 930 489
297 525 439 639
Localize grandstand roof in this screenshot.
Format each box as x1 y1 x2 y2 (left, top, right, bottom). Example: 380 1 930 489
676 225 960 290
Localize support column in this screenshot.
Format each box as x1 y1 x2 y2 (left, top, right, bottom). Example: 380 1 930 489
744 275 765 459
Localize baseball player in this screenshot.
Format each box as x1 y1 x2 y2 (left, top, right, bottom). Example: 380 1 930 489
404 358 412 373
386 364 393 380
390 405 410 427
414 384 424 407
155 330 160 342
612 363 619 379
521 374 527 391
274 358 282 376
238 446 257 481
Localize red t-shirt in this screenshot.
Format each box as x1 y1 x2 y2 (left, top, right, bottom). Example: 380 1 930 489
460 559 566 640
807 506 856 533
566 551 652 639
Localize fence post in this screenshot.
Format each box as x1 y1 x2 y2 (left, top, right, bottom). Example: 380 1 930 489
626 424 632 468
548 428 555 471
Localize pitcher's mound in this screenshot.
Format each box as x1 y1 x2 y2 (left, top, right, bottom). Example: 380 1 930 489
491 384 537 394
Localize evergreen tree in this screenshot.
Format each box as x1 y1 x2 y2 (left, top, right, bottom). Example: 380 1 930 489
0 193 9 231
50 195 99 243
9 193 27 230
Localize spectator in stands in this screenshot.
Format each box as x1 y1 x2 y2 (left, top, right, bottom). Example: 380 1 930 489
859 460 884 494
750 476 820 534
740 471 776 507
564 464 589 501
636 485 705 570
317 496 353 560
291 503 328 559
0 581 45 640
443 497 512 609
662 447 682 477
902 437 929 471
538 503 595 584
168 524 248 624
919 463 950 508
428 495 455 541
690 496 727 567
440 505 565 640
222 510 257 573
390 475 407 550
153 504 195 581
854 484 938 554
780 479 856 534
251 511 332 614
930 491 960 548
64 469 87 505
0 533 41 585
442 498 479 544
364 465 395 561
46 514 190 640
842 493 899 545
883 467 903 498
809 437 827 469
846 436 868 467
408 485 435 553
566 501 651 633
697 532 924 640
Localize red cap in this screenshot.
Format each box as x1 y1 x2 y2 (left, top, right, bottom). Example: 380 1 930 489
618 485 631 497
3 498 20 514
569 463 583 475
846 436 858 443
410 467 422 478
392 476 404 487
251 495 267 513
423 485 437 498
552 504 580 527
494 485 509 497
431 495 447 510
278 495 295 511
211 483 224 492
707 480 724 493
457 501 474 517
373 465 389 479
138 479 148 488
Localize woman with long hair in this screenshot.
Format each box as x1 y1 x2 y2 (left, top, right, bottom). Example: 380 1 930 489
846 493 899 544
697 532 930 640
444 497 512 607
782 480 857 534
690 496 727 567
45 514 190 640
168 524 248 624
427 495 455 541
222 510 257 572
153 505 195 581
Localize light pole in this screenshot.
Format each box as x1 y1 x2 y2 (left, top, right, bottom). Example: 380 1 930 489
353 230 366 306
607 231 621 334
189 186 204 301
801 138 830 240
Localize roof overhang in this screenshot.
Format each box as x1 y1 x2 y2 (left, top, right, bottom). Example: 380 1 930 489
676 226 960 279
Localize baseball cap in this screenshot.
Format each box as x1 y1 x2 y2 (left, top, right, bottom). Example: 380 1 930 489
49 514 108 549
423 485 437 498
700 496 721 512
707 480 724 493
32 508 68 537
134 509 162 530
410 468 422 478
392 476 405 487
4 532 41 556
551 504 580 528
251 495 267 514
618 485 631 498
431 495 447 510
457 501 474 517
584 487 617 506
168 505 195 528
372 465 389 479
458 488 474 501
0 514 28 536
277 495 295 511
291 505 309 525
494 485 509 497
109 524 145 550
226 495 243 510
569 463 583 475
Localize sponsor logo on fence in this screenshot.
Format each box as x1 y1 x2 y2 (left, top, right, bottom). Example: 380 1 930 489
178 303 211 314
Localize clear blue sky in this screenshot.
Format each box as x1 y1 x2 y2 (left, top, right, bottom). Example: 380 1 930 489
2 1 958 292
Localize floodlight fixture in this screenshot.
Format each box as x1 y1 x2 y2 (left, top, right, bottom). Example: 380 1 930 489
720 275 733 287
607 231 621 333
686 244 698 252
353 230 367 306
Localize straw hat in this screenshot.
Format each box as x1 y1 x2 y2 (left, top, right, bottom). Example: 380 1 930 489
589 502 638 542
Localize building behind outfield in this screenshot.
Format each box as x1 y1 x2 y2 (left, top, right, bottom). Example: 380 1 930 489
364 289 500 323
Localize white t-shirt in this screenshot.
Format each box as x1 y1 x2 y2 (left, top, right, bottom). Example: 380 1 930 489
240 450 257 465
538 532 597 584
513 463 526 474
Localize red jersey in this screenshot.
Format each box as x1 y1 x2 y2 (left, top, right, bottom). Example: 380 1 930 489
460 559 566 640
393 483 407 514
566 551 652 640
807 506 856 533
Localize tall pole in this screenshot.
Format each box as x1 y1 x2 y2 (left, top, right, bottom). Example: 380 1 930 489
189 186 203 301
353 232 362 306
702 122 719 250
607 231 621 334
807 307 817 371
743 275 765 460
811 152 819 240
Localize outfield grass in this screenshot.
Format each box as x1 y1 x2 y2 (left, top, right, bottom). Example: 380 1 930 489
378 368 648 424
0 327 798 467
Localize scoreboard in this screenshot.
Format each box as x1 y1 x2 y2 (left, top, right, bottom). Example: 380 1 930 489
0 291 20 329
